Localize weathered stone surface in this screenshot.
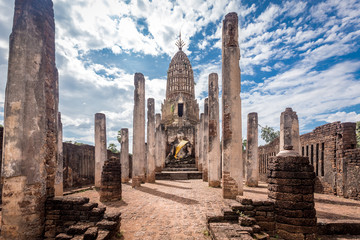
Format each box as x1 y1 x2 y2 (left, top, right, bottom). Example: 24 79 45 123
146 98 156 183
246 112 258 187
95 113 107 188
1 0 58 238
55 112 64 196
155 114 163 172
203 98 209 182
198 113 204 171
208 73 221 188
132 73 146 187
120 128 130 183
279 107 300 155
221 12 243 198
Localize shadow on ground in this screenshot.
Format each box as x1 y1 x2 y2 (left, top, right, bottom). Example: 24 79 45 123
136 186 199 205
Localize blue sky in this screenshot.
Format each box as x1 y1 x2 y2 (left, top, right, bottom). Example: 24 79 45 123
0 0 359 152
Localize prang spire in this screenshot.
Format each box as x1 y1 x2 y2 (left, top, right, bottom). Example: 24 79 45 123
175 32 185 50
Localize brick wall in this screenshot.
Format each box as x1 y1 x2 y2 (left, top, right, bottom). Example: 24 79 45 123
258 121 359 199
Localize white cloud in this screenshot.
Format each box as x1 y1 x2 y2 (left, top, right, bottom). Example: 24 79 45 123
261 66 272 72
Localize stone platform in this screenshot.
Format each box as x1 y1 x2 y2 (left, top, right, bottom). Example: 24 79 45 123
155 163 202 180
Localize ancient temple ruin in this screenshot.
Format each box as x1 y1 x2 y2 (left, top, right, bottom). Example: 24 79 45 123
161 34 199 166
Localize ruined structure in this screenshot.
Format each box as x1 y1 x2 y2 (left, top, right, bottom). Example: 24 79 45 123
132 73 146 187
95 113 107 188
259 121 360 199
203 98 209 182
268 151 317 240
120 128 130 183
161 35 199 165
55 112 64 196
155 114 165 172
221 12 243 198
147 98 156 183
100 156 122 202
280 108 300 154
1 0 59 238
62 142 118 190
208 73 221 187
246 112 258 187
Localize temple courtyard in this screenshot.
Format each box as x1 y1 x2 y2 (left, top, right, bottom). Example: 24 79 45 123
60 180 360 240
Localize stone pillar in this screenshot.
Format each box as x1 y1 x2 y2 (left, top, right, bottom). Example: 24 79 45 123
221 12 243 199
246 112 258 187
155 114 162 172
203 98 209 182
160 122 166 169
55 112 63 196
280 107 300 154
208 73 221 187
95 113 107 188
146 98 156 183
100 156 122 202
132 73 146 187
120 128 130 183
198 113 204 171
195 120 200 169
1 0 59 238
268 153 317 240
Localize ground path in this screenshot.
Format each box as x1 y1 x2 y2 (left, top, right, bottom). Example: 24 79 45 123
71 180 360 240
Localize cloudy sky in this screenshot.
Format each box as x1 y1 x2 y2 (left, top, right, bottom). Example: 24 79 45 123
0 0 359 152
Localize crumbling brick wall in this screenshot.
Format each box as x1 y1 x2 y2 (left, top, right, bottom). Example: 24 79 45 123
258 121 359 199
63 142 119 190
258 137 279 181
343 148 360 200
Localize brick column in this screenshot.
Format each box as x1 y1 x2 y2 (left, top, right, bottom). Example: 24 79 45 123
208 73 221 187
146 98 156 182
55 112 64 196
203 98 209 182
198 113 204 171
120 128 130 183
1 0 59 238
246 112 258 187
221 12 243 198
280 108 300 154
95 113 107 188
132 73 146 187
268 153 317 240
100 156 122 202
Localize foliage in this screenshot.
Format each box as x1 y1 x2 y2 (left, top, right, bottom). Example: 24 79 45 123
108 143 119 153
260 125 280 144
356 121 360 148
0 124 3 127
242 138 247 151
203 230 210 237
171 104 175 113
65 140 84 146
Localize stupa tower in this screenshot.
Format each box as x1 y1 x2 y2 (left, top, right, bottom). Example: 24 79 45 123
161 33 199 156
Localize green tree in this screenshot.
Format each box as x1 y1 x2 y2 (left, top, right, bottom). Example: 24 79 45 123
242 138 247 151
117 130 122 144
356 121 360 148
108 143 119 153
260 125 280 144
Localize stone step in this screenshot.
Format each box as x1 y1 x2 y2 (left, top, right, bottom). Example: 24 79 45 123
96 229 111 240
155 171 202 180
208 222 254 240
164 164 196 168
55 233 73 240
162 167 198 171
67 222 94 235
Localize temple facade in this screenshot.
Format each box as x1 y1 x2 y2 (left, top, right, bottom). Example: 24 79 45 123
161 35 199 162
